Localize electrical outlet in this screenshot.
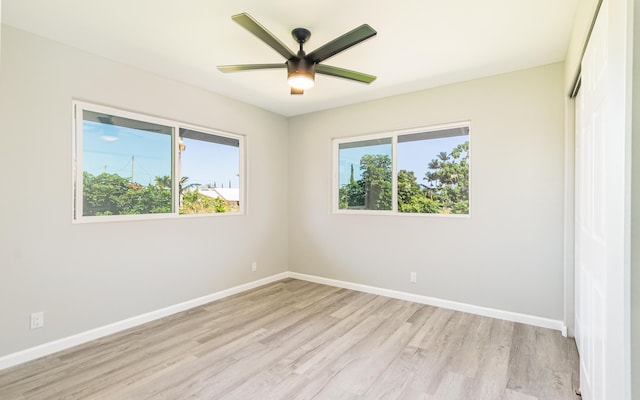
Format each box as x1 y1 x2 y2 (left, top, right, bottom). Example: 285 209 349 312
30 312 44 329
410 272 417 283
252 262 257 272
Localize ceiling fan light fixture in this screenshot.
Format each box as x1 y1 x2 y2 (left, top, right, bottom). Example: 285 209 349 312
287 58 316 90
287 72 315 90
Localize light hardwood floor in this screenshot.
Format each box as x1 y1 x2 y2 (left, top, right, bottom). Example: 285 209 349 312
0 279 580 399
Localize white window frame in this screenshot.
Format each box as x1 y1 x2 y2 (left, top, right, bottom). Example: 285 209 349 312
72 100 245 223
332 121 471 217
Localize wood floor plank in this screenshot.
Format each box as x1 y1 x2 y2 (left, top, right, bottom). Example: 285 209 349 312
359 307 440 400
431 371 475 400
466 319 515 399
0 279 580 400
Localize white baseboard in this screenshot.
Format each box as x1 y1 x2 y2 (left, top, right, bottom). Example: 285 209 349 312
0 270 567 371
287 272 567 334
0 272 289 371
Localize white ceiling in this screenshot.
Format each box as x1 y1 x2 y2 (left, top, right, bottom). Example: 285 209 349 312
2 0 579 117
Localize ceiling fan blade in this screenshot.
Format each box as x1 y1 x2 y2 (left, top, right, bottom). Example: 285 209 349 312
316 64 376 84
217 64 286 72
231 13 296 60
291 88 304 95
306 24 377 63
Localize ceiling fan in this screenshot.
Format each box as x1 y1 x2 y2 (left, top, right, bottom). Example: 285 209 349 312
217 13 377 95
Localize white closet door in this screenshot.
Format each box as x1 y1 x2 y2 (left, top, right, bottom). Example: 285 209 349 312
574 0 629 398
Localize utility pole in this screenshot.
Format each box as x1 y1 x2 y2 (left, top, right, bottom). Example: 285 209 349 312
131 155 135 182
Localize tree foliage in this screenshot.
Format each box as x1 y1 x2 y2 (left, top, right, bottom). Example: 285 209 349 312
360 154 392 210
82 172 231 216
423 141 469 214
339 154 392 210
83 172 171 216
397 170 442 213
179 190 228 214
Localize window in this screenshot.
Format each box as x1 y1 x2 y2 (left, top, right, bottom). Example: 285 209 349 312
338 137 393 211
335 123 470 215
73 101 243 221
178 128 241 214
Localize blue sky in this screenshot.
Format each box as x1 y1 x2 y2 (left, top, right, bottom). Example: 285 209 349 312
338 135 468 188
397 135 468 185
83 122 172 185
180 137 239 188
83 122 240 188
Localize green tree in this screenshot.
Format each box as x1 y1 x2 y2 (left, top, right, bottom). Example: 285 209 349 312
424 141 469 214
349 164 356 185
339 178 365 209
339 155 392 210
82 172 171 216
179 176 199 196
119 183 171 215
360 154 392 210
83 172 130 216
397 170 421 206
180 190 228 214
397 169 442 213
154 175 172 190
339 163 366 209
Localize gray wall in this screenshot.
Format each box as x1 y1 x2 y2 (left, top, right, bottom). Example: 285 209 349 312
0 26 289 357
288 63 566 320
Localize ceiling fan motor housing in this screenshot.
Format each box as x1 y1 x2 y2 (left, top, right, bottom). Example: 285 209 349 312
287 57 316 76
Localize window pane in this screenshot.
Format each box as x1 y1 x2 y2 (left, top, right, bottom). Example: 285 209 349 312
81 110 173 217
338 138 392 210
397 127 469 214
179 128 240 214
